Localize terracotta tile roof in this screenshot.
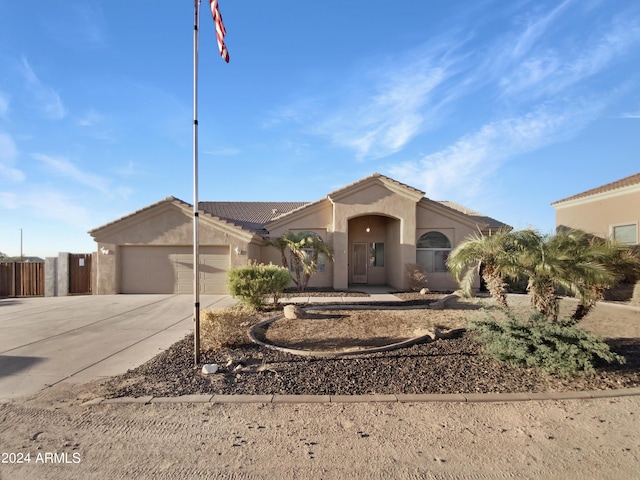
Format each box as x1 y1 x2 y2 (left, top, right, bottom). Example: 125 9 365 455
327 172 426 198
438 201 510 231
552 172 640 205
89 175 511 238
199 202 310 235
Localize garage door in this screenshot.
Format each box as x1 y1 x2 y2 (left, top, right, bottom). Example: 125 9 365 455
120 246 229 294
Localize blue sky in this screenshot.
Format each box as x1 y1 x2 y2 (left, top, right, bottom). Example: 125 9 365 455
1 0 639 258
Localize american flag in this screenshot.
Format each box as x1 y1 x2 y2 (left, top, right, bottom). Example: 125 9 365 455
209 0 229 63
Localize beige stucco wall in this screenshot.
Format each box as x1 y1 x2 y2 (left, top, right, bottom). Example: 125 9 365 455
259 179 485 292
331 182 420 290
92 177 490 295
416 201 481 292
91 202 255 294
554 189 640 242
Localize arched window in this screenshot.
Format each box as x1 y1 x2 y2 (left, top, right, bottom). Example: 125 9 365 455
417 232 451 273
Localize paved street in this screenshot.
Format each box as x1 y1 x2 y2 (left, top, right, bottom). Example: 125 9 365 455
0 294 235 401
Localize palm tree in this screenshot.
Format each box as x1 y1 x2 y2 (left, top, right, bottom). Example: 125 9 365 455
567 234 640 322
446 228 520 309
267 231 334 291
515 229 637 322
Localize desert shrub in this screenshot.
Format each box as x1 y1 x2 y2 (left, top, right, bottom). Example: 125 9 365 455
405 263 428 291
227 263 291 309
200 306 255 351
470 311 625 377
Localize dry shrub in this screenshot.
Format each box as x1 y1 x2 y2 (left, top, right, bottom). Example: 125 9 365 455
200 306 256 351
405 263 428 291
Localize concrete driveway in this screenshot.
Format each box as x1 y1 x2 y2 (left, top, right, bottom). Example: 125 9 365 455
0 294 236 401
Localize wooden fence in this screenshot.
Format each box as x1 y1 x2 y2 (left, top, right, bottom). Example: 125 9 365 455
0 262 45 297
69 253 92 294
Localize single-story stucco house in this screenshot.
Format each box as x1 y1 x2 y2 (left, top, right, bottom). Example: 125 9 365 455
89 173 508 295
552 171 640 245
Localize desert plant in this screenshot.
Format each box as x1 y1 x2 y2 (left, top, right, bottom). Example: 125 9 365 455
405 263 428 291
267 231 334 291
200 306 256 351
470 310 625 377
514 229 638 322
227 263 291 309
446 228 520 308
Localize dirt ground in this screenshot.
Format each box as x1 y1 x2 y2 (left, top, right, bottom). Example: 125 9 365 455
0 383 638 479
262 294 640 351
1 295 639 479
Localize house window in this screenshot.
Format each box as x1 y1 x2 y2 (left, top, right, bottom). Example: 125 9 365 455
612 224 638 245
369 243 384 267
417 231 451 273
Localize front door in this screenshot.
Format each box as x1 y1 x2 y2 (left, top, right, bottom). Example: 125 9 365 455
352 243 368 284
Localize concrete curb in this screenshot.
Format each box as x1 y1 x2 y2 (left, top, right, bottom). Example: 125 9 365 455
84 387 640 406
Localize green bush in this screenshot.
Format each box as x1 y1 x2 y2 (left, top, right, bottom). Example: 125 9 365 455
470 311 625 377
227 263 291 309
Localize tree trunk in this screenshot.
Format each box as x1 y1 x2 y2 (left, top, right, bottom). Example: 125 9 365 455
482 266 508 309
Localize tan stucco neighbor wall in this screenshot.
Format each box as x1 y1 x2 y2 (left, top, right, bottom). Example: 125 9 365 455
554 189 640 242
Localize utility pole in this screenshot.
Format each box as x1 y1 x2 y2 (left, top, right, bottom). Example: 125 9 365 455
20 228 23 262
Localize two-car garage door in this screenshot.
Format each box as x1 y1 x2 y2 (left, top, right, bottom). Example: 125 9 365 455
120 246 229 294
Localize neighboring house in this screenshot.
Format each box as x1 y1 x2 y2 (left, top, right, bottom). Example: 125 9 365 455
89 173 508 294
552 172 640 245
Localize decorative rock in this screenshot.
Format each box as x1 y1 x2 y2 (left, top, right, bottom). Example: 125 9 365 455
283 304 306 319
201 364 218 374
420 287 430 295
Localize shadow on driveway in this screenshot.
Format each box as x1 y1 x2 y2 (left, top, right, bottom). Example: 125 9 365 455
0 355 46 377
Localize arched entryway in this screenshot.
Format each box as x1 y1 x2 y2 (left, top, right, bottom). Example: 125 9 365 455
347 215 400 286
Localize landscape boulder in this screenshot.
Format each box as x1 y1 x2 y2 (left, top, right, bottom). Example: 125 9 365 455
283 304 306 319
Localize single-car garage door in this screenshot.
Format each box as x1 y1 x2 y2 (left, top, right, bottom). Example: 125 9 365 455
120 246 229 294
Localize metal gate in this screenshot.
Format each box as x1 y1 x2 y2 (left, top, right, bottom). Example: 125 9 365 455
69 254 92 294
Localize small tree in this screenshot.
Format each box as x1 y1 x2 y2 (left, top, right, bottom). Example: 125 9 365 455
267 231 334 291
515 229 639 322
446 228 520 308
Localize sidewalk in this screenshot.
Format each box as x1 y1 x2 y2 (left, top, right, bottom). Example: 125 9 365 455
279 286 404 304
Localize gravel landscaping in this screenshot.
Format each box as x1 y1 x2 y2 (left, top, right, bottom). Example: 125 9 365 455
97 293 640 399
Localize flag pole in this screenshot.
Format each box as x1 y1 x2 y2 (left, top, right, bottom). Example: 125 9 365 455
193 0 201 365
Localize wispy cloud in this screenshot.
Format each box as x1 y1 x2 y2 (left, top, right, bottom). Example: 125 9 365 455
388 99 607 201
383 2 640 203
0 91 9 118
20 58 67 120
0 187 91 227
0 132 24 183
499 14 640 99
312 43 467 160
507 0 574 60
32 153 110 193
203 147 241 157
618 111 640 119
77 109 103 127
